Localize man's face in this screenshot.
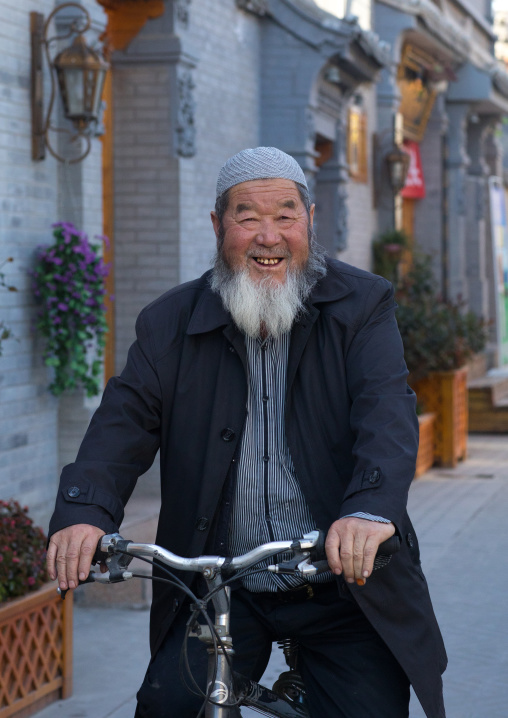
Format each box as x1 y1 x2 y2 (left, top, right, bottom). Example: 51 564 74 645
211 178 315 284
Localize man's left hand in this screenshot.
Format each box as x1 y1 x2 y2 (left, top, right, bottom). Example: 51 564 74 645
325 517 395 585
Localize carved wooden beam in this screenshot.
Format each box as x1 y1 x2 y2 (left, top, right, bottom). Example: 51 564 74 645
97 0 165 52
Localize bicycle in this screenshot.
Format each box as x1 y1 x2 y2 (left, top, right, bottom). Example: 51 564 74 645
59 530 400 717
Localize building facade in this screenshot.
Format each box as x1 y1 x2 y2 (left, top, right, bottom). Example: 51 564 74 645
1 0 506 526
375 0 508 364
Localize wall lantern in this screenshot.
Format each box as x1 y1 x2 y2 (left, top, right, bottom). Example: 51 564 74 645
30 3 109 164
386 144 411 195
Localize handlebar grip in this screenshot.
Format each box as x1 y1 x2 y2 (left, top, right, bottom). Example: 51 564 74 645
58 572 95 601
92 536 107 564
310 531 400 562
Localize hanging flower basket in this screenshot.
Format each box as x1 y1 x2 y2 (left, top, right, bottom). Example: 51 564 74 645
30 222 111 397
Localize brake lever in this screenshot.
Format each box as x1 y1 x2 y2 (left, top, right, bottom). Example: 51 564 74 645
266 552 311 575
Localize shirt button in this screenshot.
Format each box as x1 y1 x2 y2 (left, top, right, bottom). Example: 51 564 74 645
67 486 80 498
368 470 380 484
262 395 269 403
172 598 179 612
263 455 270 462
196 517 209 531
229 346 235 353
406 533 414 548
221 428 235 442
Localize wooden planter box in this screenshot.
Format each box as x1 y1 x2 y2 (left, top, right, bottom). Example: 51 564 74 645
0 583 73 718
415 412 436 478
411 366 468 468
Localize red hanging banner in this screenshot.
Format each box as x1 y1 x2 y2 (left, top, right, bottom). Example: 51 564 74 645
401 140 426 199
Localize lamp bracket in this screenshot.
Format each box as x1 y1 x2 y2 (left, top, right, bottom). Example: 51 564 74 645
30 3 105 164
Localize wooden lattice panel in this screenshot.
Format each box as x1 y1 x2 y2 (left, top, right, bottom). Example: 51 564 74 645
411 367 468 468
0 584 72 718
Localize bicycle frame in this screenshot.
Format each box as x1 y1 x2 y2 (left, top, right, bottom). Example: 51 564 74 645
65 531 399 718
194 572 309 718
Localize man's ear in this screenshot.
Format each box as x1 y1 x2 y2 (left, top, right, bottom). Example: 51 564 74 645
309 203 315 227
210 211 221 242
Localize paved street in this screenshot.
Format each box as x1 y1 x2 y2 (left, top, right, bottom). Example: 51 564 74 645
36 434 508 718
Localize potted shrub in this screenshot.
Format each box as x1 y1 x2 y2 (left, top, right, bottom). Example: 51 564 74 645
414 406 436 478
372 229 411 287
0 500 73 718
393 255 488 467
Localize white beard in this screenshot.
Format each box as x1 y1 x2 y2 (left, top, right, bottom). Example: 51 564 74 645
212 267 305 339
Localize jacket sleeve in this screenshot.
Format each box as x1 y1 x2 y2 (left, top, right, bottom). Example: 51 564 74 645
48 310 162 538
338 278 418 531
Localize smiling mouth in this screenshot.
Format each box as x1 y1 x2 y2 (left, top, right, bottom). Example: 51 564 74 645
253 257 283 265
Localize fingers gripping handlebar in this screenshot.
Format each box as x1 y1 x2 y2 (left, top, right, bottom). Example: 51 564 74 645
269 530 400 578
58 533 134 600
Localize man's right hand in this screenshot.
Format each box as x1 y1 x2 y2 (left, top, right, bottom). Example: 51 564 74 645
46 524 106 591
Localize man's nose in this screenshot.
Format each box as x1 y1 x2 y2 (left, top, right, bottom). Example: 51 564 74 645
254 219 280 246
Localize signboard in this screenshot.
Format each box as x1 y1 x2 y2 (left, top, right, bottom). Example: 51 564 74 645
488 176 508 366
397 45 437 142
401 140 426 199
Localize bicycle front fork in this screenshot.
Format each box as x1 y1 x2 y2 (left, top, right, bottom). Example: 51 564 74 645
190 581 241 717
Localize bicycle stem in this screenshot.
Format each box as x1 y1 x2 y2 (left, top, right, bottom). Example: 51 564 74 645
199 576 237 718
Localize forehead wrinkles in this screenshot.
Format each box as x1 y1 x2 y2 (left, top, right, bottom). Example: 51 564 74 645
228 180 304 215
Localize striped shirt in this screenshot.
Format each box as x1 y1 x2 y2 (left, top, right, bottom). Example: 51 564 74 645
228 333 389 592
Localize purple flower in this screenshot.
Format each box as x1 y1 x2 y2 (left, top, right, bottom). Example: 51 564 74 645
57 302 68 311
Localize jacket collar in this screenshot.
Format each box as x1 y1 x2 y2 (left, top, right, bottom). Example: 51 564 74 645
186 260 353 336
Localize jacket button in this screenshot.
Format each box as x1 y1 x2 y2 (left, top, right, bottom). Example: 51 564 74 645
221 428 235 442
406 533 414 548
196 517 209 531
368 470 380 484
67 486 80 498
172 598 179 612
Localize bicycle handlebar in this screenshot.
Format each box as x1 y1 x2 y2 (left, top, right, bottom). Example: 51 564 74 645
58 530 401 599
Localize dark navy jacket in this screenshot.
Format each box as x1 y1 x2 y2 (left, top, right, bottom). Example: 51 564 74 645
49 258 447 718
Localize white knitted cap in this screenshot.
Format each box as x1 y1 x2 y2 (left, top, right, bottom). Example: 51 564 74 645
216 147 308 198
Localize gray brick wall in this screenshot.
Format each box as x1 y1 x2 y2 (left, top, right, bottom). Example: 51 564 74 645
179 1 261 284
112 62 180 370
111 0 260 367
0 0 106 530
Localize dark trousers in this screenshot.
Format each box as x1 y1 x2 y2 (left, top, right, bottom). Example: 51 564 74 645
135 581 409 718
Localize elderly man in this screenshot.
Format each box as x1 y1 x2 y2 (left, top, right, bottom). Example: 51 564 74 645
47 147 446 718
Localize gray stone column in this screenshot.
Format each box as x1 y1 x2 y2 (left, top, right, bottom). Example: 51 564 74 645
374 3 415 233
484 124 504 339
465 116 494 318
313 104 349 254
444 102 470 302
413 95 448 291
